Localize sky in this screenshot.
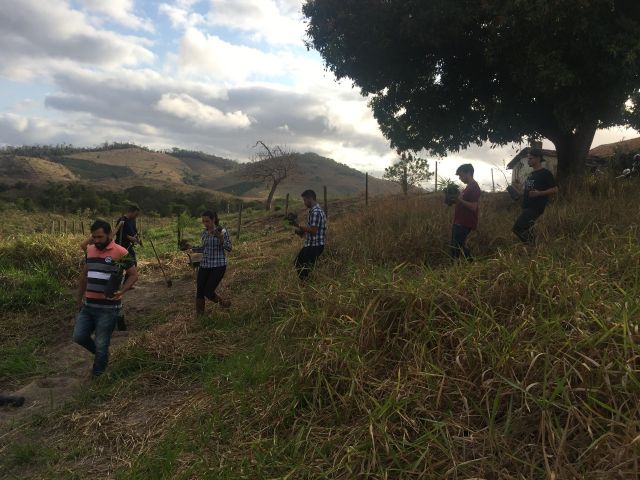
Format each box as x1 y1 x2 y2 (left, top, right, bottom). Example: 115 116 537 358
1 0 638 190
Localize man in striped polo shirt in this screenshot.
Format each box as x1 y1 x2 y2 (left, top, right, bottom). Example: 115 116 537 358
293 189 327 280
74 219 138 378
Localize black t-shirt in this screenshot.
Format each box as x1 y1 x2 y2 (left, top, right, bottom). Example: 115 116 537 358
115 216 137 249
522 168 557 213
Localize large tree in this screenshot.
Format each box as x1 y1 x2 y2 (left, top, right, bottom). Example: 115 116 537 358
303 0 640 179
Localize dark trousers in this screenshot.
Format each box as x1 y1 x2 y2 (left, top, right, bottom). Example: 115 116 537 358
513 208 542 244
196 266 226 300
450 224 472 259
295 245 324 280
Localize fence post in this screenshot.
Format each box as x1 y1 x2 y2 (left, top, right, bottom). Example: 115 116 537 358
365 173 369 207
81 221 85 235
435 162 438 192
236 203 243 241
323 185 328 219
177 214 181 248
63 220 67 234
51 220 55 234
285 193 290 217
57 219 61 235
491 169 495 192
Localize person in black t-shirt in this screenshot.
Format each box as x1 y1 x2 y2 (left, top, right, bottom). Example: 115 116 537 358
115 205 141 265
512 148 558 244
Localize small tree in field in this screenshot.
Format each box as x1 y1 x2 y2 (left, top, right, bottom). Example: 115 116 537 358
244 141 298 211
384 152 432 195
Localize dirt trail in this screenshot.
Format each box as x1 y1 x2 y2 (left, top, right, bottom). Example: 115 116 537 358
0 275 192 432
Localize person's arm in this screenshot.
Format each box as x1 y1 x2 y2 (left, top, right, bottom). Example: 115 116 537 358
80 236 92 253
455 196 479 213
529 186 558 198
77 264 88 310
298 224 319 235
222 229 232 252
298 210 320 235
111 266 138 300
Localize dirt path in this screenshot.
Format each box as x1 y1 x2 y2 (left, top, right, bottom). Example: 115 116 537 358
0 275 193 432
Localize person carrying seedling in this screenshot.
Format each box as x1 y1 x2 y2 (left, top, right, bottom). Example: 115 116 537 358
291 190 327 280
512 147 558 244
74 220 138 379
451 164 481 259
115 205 142 265
190 210 232 316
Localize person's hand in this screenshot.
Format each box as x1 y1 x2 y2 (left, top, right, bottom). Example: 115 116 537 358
108 290 124 301
529 189 540 198
453 193 463 204
295 228 305 237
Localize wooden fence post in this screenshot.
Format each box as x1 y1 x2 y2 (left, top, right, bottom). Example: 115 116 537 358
236 203 243 241
435 162 438 192
491 169 495 192
51 220 55 234
177 214 181 248
81 221 85 235
365 173 369 207
63 220 67 235
323 185 328 219
285 193 290 217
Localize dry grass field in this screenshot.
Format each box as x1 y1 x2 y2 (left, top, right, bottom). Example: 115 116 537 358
1 180 639 479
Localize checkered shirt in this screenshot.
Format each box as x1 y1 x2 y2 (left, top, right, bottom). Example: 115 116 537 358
304 204 327 247
195 228 232 268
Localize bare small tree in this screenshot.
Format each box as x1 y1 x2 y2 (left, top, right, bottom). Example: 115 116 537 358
244 141 297 211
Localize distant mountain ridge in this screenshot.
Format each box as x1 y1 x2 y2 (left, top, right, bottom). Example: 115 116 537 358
0 144 399 198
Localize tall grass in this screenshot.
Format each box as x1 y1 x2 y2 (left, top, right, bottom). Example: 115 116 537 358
7 180 640 479
243 182 640 479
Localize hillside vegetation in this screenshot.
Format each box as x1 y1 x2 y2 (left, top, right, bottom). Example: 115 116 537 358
1 180 639 479
0 145 399 200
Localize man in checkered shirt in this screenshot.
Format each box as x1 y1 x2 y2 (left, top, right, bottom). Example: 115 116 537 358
293 190 326 279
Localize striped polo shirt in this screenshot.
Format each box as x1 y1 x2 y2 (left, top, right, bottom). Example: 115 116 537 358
85 241 130 308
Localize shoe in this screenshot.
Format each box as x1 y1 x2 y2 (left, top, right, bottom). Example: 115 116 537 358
213 294 231 308
195 298 206 317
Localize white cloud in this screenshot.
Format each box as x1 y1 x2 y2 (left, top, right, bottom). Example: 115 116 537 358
159 2 206 29
156 93 252 129
206 0 305 45
0 0 154 80
177 28 283 82
80 0 154 32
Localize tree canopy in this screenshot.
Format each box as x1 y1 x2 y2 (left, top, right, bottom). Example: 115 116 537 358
303 0 640 178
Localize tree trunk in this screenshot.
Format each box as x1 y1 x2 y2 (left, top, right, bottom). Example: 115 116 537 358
265 180 280 211
550 124 597 181
402 166 408 195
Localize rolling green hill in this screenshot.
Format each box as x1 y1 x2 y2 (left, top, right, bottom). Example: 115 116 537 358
0 146 400 199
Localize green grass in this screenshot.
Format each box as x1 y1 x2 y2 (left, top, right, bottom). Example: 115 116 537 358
0 339 47 384
0 266 65 310
6 181 640 479
51 156 134 180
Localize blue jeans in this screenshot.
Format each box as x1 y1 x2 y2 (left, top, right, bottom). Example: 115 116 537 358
450 224 472 259
73 305 118 377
